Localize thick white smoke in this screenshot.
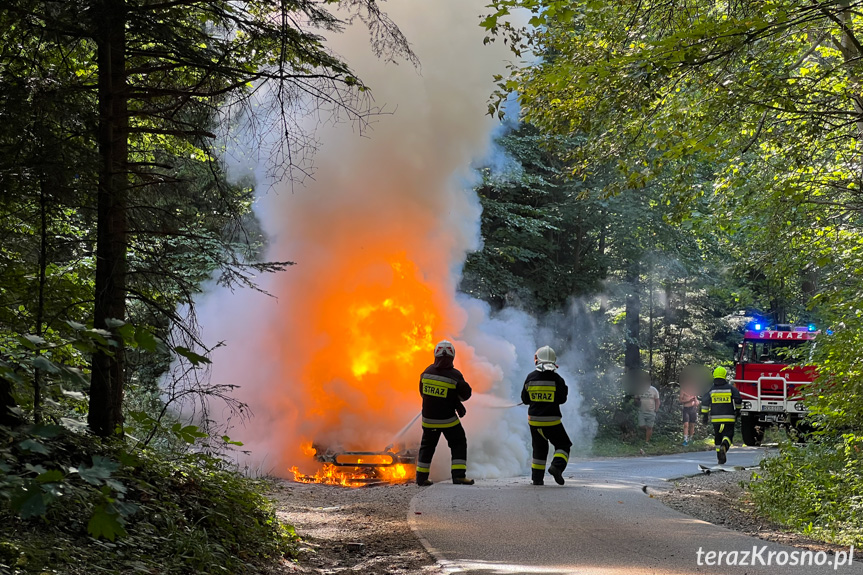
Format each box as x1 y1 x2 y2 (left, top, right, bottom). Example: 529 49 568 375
195 0 596 480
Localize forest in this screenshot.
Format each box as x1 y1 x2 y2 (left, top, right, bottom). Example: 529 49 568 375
2 0 863 573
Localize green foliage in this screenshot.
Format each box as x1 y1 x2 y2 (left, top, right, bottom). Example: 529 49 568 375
463 124 748 402
0 425 135 542
0 0 415 436
750 436 863 546
0 426 297 574
477 0 863 546
462 125 606 310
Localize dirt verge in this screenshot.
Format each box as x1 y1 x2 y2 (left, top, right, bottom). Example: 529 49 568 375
654 469 854 556
266 480 441 574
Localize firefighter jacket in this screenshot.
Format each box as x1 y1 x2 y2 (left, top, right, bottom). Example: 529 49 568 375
419 356 472 428
700 379 742 423
521 369 568 427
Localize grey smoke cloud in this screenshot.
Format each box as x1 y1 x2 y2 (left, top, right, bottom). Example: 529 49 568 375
195 0 596 479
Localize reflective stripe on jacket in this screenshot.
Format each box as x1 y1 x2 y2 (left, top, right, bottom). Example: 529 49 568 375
700 379 742 423
419 356 472 425
521 369 568 426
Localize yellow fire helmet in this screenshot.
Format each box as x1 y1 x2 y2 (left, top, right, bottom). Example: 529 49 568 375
713 366 728 380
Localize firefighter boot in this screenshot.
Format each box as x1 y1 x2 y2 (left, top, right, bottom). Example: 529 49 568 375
531 467 544 485
548 465 565 486
452 477 475 485
717 444 727 465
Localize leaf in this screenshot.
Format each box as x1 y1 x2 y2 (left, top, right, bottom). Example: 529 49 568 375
77 456 119 485
88 505 127 541
11 489 46 519
60 417 89 432
171 423 207 443
105 478 127 494
16 335 37 350
31 424 65 439
24 464 46 475
36 469 65 483
56 365 88 387
31 356 60 373
66 320 87 331
222 435 244 446
24 334 47 346
134 327 159 353
117 322 136 344
173 346 211 366
104 318 126 329
480 14 498 30
18 439 51 455
61 389 87 401
112 500 139 518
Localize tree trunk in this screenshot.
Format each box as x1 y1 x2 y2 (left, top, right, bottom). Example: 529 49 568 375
0 376 22 427
661 277 673 385
647 266 654 374
624 263 641 372
34 173 49 425
598 219 608 315
88 0 128 438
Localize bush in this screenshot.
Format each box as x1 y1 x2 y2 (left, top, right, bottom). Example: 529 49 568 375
749 435 863 546
0 425 297 574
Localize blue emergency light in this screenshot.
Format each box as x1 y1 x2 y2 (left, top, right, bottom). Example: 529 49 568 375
808 323 817 332
754 323 761 330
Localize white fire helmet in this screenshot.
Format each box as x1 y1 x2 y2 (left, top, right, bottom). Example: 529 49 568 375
535 346 558 371
434 340 455 358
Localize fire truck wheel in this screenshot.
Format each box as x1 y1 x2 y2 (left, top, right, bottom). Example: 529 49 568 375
741 415 764 446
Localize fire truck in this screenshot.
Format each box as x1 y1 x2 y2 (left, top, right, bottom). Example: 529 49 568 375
733 323 818 446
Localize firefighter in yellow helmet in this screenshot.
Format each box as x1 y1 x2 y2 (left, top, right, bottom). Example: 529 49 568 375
521 346 571 485
415 340 475 486
700 366 742 464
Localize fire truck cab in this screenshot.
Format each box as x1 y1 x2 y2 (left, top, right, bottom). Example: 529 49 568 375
733 324 818 446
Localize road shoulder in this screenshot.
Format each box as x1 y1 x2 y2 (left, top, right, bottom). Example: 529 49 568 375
652 469 854 557
266 479 441 574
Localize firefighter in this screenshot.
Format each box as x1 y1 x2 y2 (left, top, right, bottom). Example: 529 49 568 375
415 340 475 486
700 366 742 464
521 346 571 486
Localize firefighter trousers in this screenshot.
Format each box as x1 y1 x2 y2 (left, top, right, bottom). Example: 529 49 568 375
713 422 734 453
529 423 572 483
416 422 467 484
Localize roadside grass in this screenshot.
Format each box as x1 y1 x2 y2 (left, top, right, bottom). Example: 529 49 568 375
581 420 792 458
579 434 714 457
0 426 298 575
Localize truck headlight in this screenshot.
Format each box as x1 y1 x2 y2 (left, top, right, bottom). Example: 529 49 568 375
742 401 752 409
794 402 806 411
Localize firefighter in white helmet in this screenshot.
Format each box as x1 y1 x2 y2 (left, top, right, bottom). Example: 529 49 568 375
415 340 475 486
521 346 572 485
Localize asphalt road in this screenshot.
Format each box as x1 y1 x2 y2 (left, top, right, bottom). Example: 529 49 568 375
409 447 860 574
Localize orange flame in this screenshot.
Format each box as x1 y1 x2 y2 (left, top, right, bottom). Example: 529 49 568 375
290 463 414 487
290 253 452 452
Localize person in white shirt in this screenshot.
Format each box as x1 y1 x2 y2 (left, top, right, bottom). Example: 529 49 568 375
636 382 660 443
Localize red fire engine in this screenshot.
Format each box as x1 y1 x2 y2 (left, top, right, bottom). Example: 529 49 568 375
733 324 818 445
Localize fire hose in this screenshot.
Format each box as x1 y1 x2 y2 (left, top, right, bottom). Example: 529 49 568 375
326 402 526 467
386 401 525 447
